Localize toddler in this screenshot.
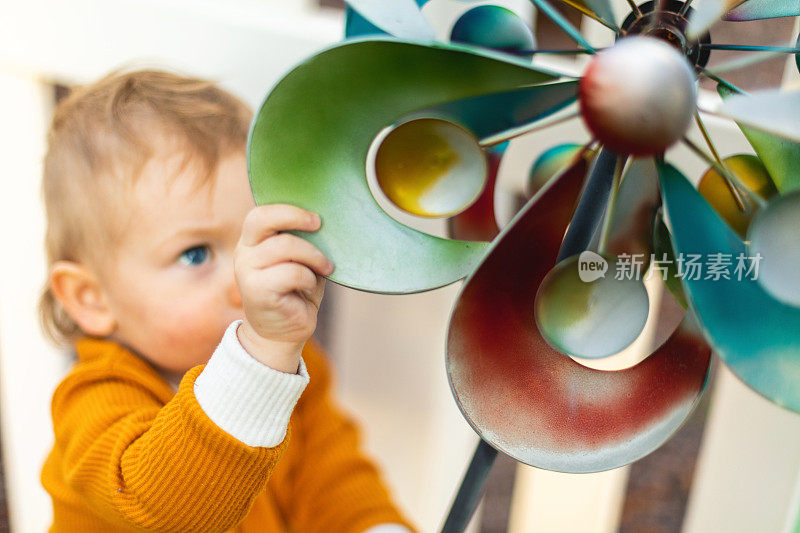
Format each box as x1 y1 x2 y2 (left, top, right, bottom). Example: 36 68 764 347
38 69 416 533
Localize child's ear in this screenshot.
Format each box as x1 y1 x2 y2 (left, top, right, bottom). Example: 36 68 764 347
48 261 116 337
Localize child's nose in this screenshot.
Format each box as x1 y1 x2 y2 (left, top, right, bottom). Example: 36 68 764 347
227 282 242 308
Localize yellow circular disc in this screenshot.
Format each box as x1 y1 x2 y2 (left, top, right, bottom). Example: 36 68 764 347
375 118 488 218
698 154 777 238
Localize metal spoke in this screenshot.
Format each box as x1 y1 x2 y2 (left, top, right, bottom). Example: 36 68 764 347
529 0 597 52
678 0 695 16
681 136 766 209
627 0 643 18
694 112 748 211
697 67 746 94
700 43 800 53
560 0 620 31
480 110 582 148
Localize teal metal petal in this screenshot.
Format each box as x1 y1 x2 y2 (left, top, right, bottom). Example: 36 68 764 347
724 0 800 21
343 0 436 41
714 88 800 144
411 80 578 140
248 38 564 294
718 85 800 194
345 7 387 38
658 162 800 412
345 0 429 39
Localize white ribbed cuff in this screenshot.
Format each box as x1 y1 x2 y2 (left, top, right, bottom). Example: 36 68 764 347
364 525 413 533
194 320 310 448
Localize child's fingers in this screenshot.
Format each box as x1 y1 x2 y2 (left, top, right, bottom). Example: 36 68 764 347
249 233 333 276
263 262 319 295
240 204 321 247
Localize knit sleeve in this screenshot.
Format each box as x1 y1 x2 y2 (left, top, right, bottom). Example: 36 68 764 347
277 339 418 533
51 354 290 532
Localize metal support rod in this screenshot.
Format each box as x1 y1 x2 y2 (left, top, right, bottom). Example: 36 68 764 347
440 439 499 533
557 147 619 261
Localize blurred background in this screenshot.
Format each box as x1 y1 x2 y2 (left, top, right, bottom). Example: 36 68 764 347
0 0 799 531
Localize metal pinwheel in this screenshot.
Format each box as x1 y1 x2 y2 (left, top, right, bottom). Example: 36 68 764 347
247 0 800 530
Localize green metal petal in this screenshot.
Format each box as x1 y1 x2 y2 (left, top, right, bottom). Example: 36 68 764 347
718 85 800 194
724 0 800 21
248 38 563 294
658 162 800 412
652 211 688 309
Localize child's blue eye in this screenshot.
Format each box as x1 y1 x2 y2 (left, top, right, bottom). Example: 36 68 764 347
178 245 210 267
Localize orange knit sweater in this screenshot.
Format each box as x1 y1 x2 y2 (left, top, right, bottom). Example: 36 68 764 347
40 336 415 532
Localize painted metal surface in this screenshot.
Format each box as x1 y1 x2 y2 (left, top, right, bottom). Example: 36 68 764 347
604 157 660 266
748 190 800 308
535 253 651 358
527 143 588 198
560 0 619 30
718 85 800 194
653 211 688 309
248 38 563 293
697 154 776 238
412 80 579 142
659 162 800 412
579 37 697 156
446 158 712 473
447 145 505 242
724 0 800 21
343 0 435 40
687 0 745 39
715 89 800 144
374 118 488 218
450 5 536 57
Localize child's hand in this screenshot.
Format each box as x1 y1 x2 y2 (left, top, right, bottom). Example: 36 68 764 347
234 204 334 373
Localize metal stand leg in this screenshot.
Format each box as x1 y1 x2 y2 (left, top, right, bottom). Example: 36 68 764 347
440 439 499 533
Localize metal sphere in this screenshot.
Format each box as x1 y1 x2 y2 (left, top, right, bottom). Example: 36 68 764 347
534 252 650 359
698 154 777 238
579 36 697 156
748 190 800 308
374 118 488 218
450 5 536 58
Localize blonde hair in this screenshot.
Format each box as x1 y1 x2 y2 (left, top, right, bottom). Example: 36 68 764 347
39 69 253 346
